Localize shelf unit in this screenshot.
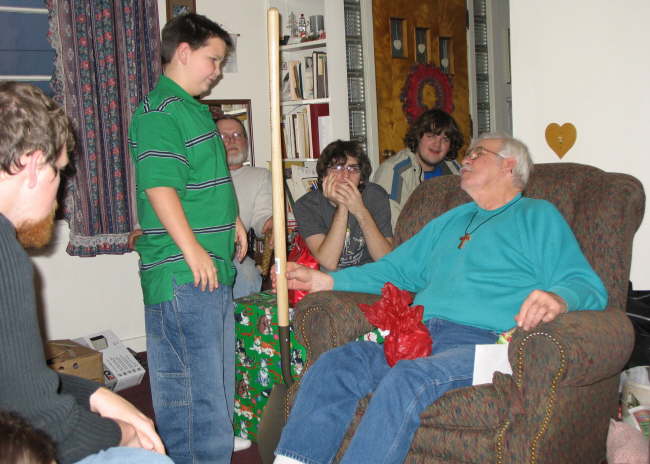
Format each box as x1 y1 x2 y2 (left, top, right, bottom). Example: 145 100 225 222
268 0 350 158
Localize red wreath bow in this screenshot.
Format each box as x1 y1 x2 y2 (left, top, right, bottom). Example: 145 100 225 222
358 282 432 367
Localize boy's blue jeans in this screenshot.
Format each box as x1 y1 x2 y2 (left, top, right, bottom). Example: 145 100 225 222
145 280 235 464
276 317 499 464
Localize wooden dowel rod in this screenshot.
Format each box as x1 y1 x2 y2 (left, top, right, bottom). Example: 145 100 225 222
267 8 289 327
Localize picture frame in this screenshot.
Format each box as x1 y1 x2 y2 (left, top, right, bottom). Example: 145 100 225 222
390 18 408 59
166 0 196 22
415 27 430 64
202 99 255 166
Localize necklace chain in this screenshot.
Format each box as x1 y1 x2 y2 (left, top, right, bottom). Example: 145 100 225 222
458 196 522 249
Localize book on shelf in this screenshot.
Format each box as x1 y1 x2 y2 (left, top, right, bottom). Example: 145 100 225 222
318 115 333 152
308 103 329 157
281 61 291 101
288 60 303 100
301 55 314 100
281 102 331 159
313 51 328 98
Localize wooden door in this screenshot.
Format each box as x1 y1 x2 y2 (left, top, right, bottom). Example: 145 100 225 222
372 0 470 162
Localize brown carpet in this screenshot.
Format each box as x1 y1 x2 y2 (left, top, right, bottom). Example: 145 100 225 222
119 352 263 464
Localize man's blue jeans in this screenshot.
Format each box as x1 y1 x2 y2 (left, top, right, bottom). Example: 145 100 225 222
233 256 262 300
145 280 235 464
275 317 498 464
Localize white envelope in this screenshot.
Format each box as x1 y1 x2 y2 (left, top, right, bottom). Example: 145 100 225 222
472 343 512 385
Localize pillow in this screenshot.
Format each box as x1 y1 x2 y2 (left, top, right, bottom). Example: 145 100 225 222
606 419 649 464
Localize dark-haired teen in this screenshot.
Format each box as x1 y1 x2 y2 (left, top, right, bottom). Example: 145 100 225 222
128 13 247 464
293 140 392 272
373 109 465 229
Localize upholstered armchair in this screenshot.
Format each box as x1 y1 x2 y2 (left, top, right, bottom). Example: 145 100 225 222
287 163 645 463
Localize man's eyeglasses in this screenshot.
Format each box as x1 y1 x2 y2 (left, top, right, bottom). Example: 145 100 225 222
328 164 361 174
465 146 504 161
219 132 245 142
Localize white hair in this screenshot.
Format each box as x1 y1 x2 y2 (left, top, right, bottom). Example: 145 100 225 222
474 132 534 188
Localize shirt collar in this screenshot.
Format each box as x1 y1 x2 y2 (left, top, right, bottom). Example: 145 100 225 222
157 75 207 110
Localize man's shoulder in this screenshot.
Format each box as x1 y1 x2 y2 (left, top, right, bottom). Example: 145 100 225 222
363 181 389 198
519 196 558 212
238 166 271 179
295 189 323 208
373 150 417 192
377 149 415 171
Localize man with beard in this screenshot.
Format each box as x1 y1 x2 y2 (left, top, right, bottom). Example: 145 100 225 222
217 116 272 300
373 109 464 230
0 82 170 464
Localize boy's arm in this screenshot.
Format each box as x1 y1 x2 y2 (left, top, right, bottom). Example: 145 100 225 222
147 186 218 291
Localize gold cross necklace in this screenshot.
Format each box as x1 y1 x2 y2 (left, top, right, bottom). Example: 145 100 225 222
458 196 522 249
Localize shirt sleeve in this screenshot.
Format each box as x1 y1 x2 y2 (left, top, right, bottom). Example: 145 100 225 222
522 201 608 311
332 215 441 294
250 169 273 236
364 183 393 238
294 191 328 238
131 111 190 196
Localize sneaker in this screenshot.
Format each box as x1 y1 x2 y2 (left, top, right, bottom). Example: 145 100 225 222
234 437 252 452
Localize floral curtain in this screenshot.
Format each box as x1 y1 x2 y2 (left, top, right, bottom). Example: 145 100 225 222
47 0 161 256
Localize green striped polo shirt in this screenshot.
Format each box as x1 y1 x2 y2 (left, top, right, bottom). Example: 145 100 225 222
129 75 237 305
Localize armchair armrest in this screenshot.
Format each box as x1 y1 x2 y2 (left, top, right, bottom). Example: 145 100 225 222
293 290 381 364
509 308 634 388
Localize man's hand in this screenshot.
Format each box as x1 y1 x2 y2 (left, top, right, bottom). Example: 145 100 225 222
128 229 143 250
334 178 365 216
271 261 333 293
262 217 274 250
515 290 567 331
89 387 165 454
322 173 345 209
235 217 248 262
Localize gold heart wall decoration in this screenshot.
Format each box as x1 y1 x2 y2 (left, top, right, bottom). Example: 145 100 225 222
545 123 577 159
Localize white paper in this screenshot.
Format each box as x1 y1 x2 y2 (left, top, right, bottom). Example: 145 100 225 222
472 343 512 385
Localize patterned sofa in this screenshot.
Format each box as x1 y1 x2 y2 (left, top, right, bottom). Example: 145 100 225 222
286 163 645 463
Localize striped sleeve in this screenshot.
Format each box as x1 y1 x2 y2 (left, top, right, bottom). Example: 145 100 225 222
131 111 190 195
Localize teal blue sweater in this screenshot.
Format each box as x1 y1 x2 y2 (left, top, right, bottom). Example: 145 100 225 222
332 195 607 332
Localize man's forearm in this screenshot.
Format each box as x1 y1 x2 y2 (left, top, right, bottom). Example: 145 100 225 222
309 207 349 271
354 207 392 261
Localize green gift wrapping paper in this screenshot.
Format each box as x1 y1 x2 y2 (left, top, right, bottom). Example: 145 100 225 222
233 291 385 441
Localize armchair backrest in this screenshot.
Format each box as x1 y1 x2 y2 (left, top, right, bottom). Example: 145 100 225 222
394 162 645 311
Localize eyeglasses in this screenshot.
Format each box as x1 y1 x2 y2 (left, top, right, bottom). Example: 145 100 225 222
465 146 504 161
219 132 245 142
328 164 361 174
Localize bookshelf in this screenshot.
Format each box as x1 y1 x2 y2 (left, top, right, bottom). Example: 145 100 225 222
268 0 350 161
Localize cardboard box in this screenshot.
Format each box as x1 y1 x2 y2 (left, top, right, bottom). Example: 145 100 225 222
45 339 104 384
74 330 145 392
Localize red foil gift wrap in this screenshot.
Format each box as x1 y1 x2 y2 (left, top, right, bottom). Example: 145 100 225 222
287 234 320 306
358 282 432 367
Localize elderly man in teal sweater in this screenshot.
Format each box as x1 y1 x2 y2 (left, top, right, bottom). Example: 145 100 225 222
272 133 607 464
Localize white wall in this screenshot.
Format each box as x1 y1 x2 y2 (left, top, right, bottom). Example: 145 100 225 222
33 223 147 350
510 1 650 289
193 0 272 166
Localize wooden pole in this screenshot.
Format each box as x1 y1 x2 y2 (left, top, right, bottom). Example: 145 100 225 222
257 12 292 461
268 7 291 339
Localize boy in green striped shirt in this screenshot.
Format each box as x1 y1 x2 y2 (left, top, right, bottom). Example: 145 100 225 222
128 13 246 464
